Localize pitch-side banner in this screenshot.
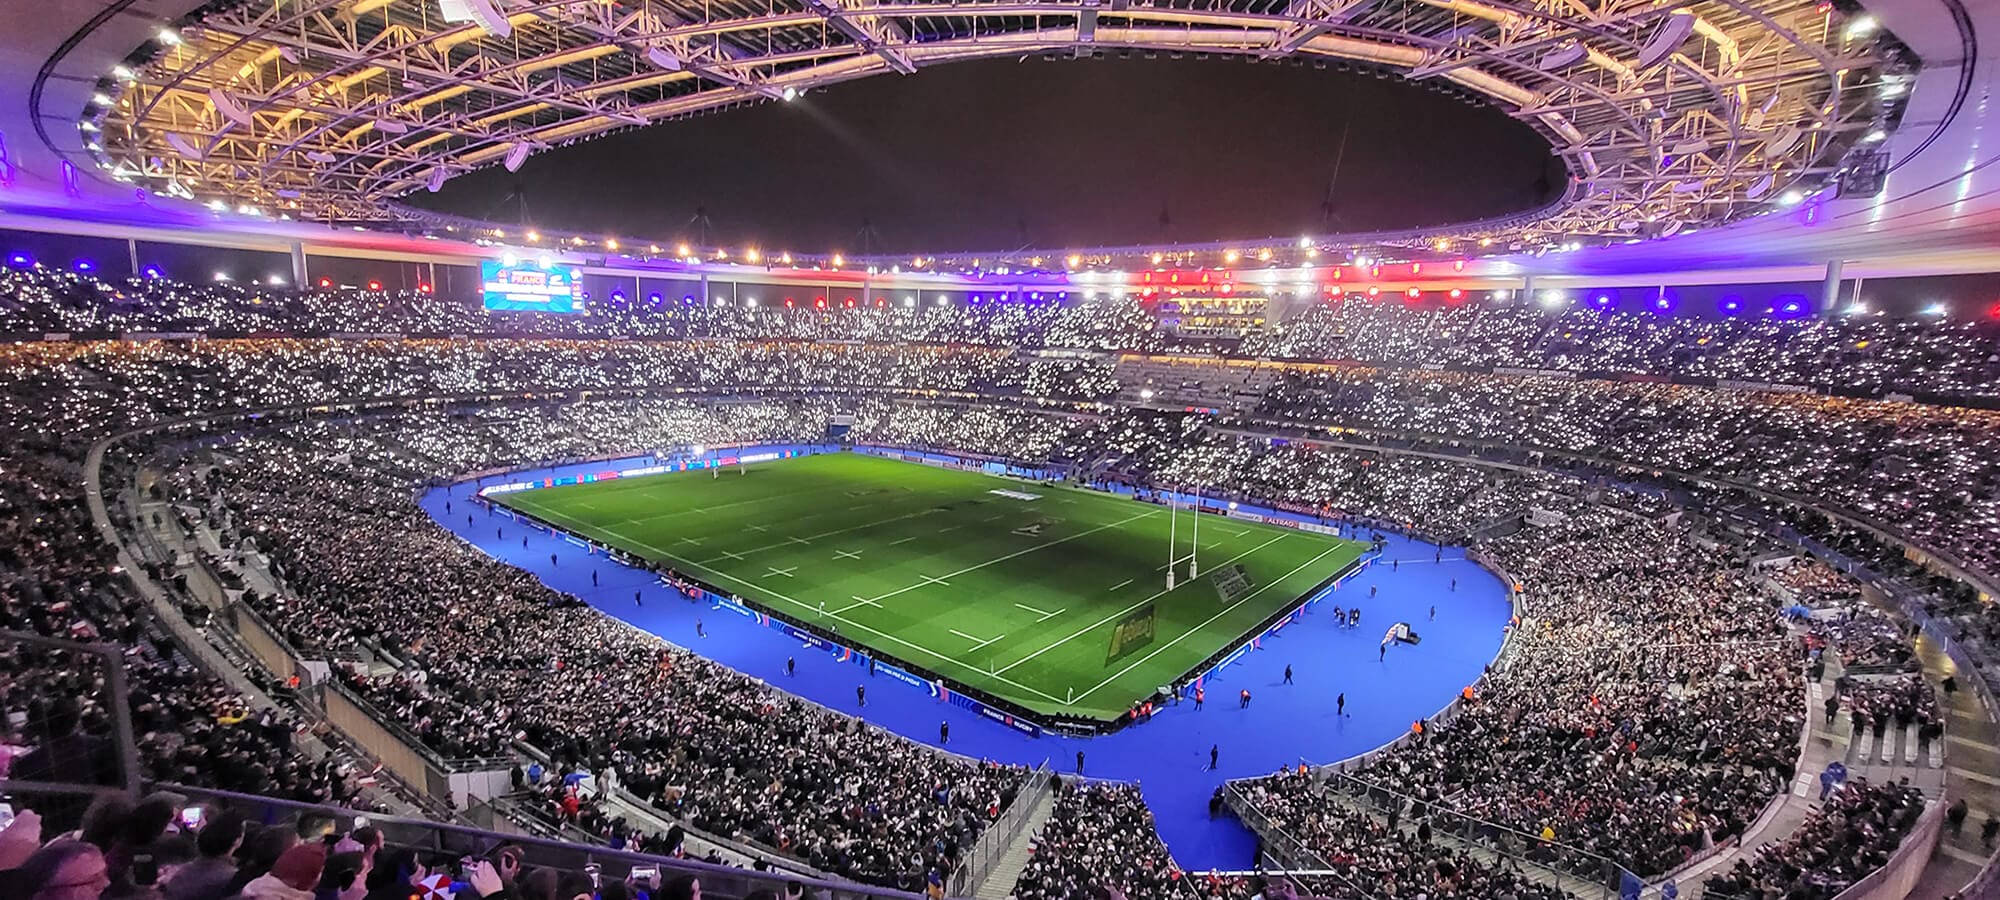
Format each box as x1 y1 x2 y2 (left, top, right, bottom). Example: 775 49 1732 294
1224 507 1341 537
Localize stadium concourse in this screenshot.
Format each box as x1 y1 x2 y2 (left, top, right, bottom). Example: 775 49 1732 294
0 269 1992 900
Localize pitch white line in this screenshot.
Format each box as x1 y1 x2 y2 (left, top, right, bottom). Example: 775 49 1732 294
889 536 920 546
704 504 948 561
834 549 862 560
716 550 745 560
993 532 1292 676
1013 602 1055 617
1109 579 1133 591
920 574 950 586
949 629 1004 651
827 509 1162 614
522 506 1066 702
765 566 797 577
1073 543 1347 702
848 595 882 608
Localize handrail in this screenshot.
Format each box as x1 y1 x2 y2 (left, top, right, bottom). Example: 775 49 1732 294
0 780 946 900
81 376 2000 895
949 763 1055 896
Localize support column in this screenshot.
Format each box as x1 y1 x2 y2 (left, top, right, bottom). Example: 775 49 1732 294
1822 260 1845 313
289 242 308 288
127 239 140 278
1522 275 1535 300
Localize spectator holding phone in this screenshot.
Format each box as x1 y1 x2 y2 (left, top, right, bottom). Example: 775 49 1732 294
162 811 244 900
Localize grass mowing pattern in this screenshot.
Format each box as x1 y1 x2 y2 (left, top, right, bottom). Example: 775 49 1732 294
495 452 1367 720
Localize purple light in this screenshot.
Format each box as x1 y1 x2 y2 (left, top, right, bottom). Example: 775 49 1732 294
73 259 94 273
970 293 982 304
1592 293 1614 309
1777 298 1806 317
647 292 662 304
682 294 695 305
1720 295 1743 314
142 265 163 279
610 289 626 302
6 252 31 269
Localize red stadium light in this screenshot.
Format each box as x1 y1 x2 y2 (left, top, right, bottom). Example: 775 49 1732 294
1366 286 1381 298
843 296 855 308
1454 259 1467 271
1448 288 1464 300
784 297 795 308
1220 283 1234 295
1406 287 1421 298
367 280 382 291
874 296 885 307
1410 262 1423 275
317 277 332 288
1369 265 1382 277
418 283 433 294
813 296 826 309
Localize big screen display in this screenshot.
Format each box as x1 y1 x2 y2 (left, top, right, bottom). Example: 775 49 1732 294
481 260 584 313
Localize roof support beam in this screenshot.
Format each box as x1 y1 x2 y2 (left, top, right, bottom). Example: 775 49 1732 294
805 0 917 74
1263 0 1370 57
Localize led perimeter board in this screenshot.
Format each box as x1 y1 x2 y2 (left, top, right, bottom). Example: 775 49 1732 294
481 259 584 313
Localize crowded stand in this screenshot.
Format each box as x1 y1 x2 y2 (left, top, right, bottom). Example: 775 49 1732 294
1837 676 1944 740
1234 502 1805 881
1811 608 1919 672
7 266 2000 401
1700 779 1928 900
1229 770 1570 900
0 268 1980 900
1764 558 1864 608
1010 782 1189 900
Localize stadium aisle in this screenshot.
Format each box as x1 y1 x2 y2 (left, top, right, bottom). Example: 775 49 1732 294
421 467 1511 871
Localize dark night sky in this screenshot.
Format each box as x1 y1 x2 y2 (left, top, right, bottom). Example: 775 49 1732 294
409 57 1562 253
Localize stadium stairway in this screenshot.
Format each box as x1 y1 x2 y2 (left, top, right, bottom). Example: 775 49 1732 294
1906 634 2000 898
1663 639 1972 899
970 783 1061 900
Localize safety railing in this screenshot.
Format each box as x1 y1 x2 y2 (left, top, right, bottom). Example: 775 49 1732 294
947 762 1055 896
0 780 946 900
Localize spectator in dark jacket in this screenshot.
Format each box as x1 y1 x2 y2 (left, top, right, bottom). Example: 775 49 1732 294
163 811 245 900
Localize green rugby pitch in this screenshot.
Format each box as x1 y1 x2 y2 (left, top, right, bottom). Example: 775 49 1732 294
494 452 1366 720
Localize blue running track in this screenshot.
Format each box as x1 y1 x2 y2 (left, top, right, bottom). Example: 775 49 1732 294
421 454 1509 872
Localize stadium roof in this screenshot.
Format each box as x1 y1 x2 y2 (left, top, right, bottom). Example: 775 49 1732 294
2 0 1998 284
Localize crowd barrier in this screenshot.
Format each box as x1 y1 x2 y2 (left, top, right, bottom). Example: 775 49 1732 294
80 384 2000 897
0 780 940 900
